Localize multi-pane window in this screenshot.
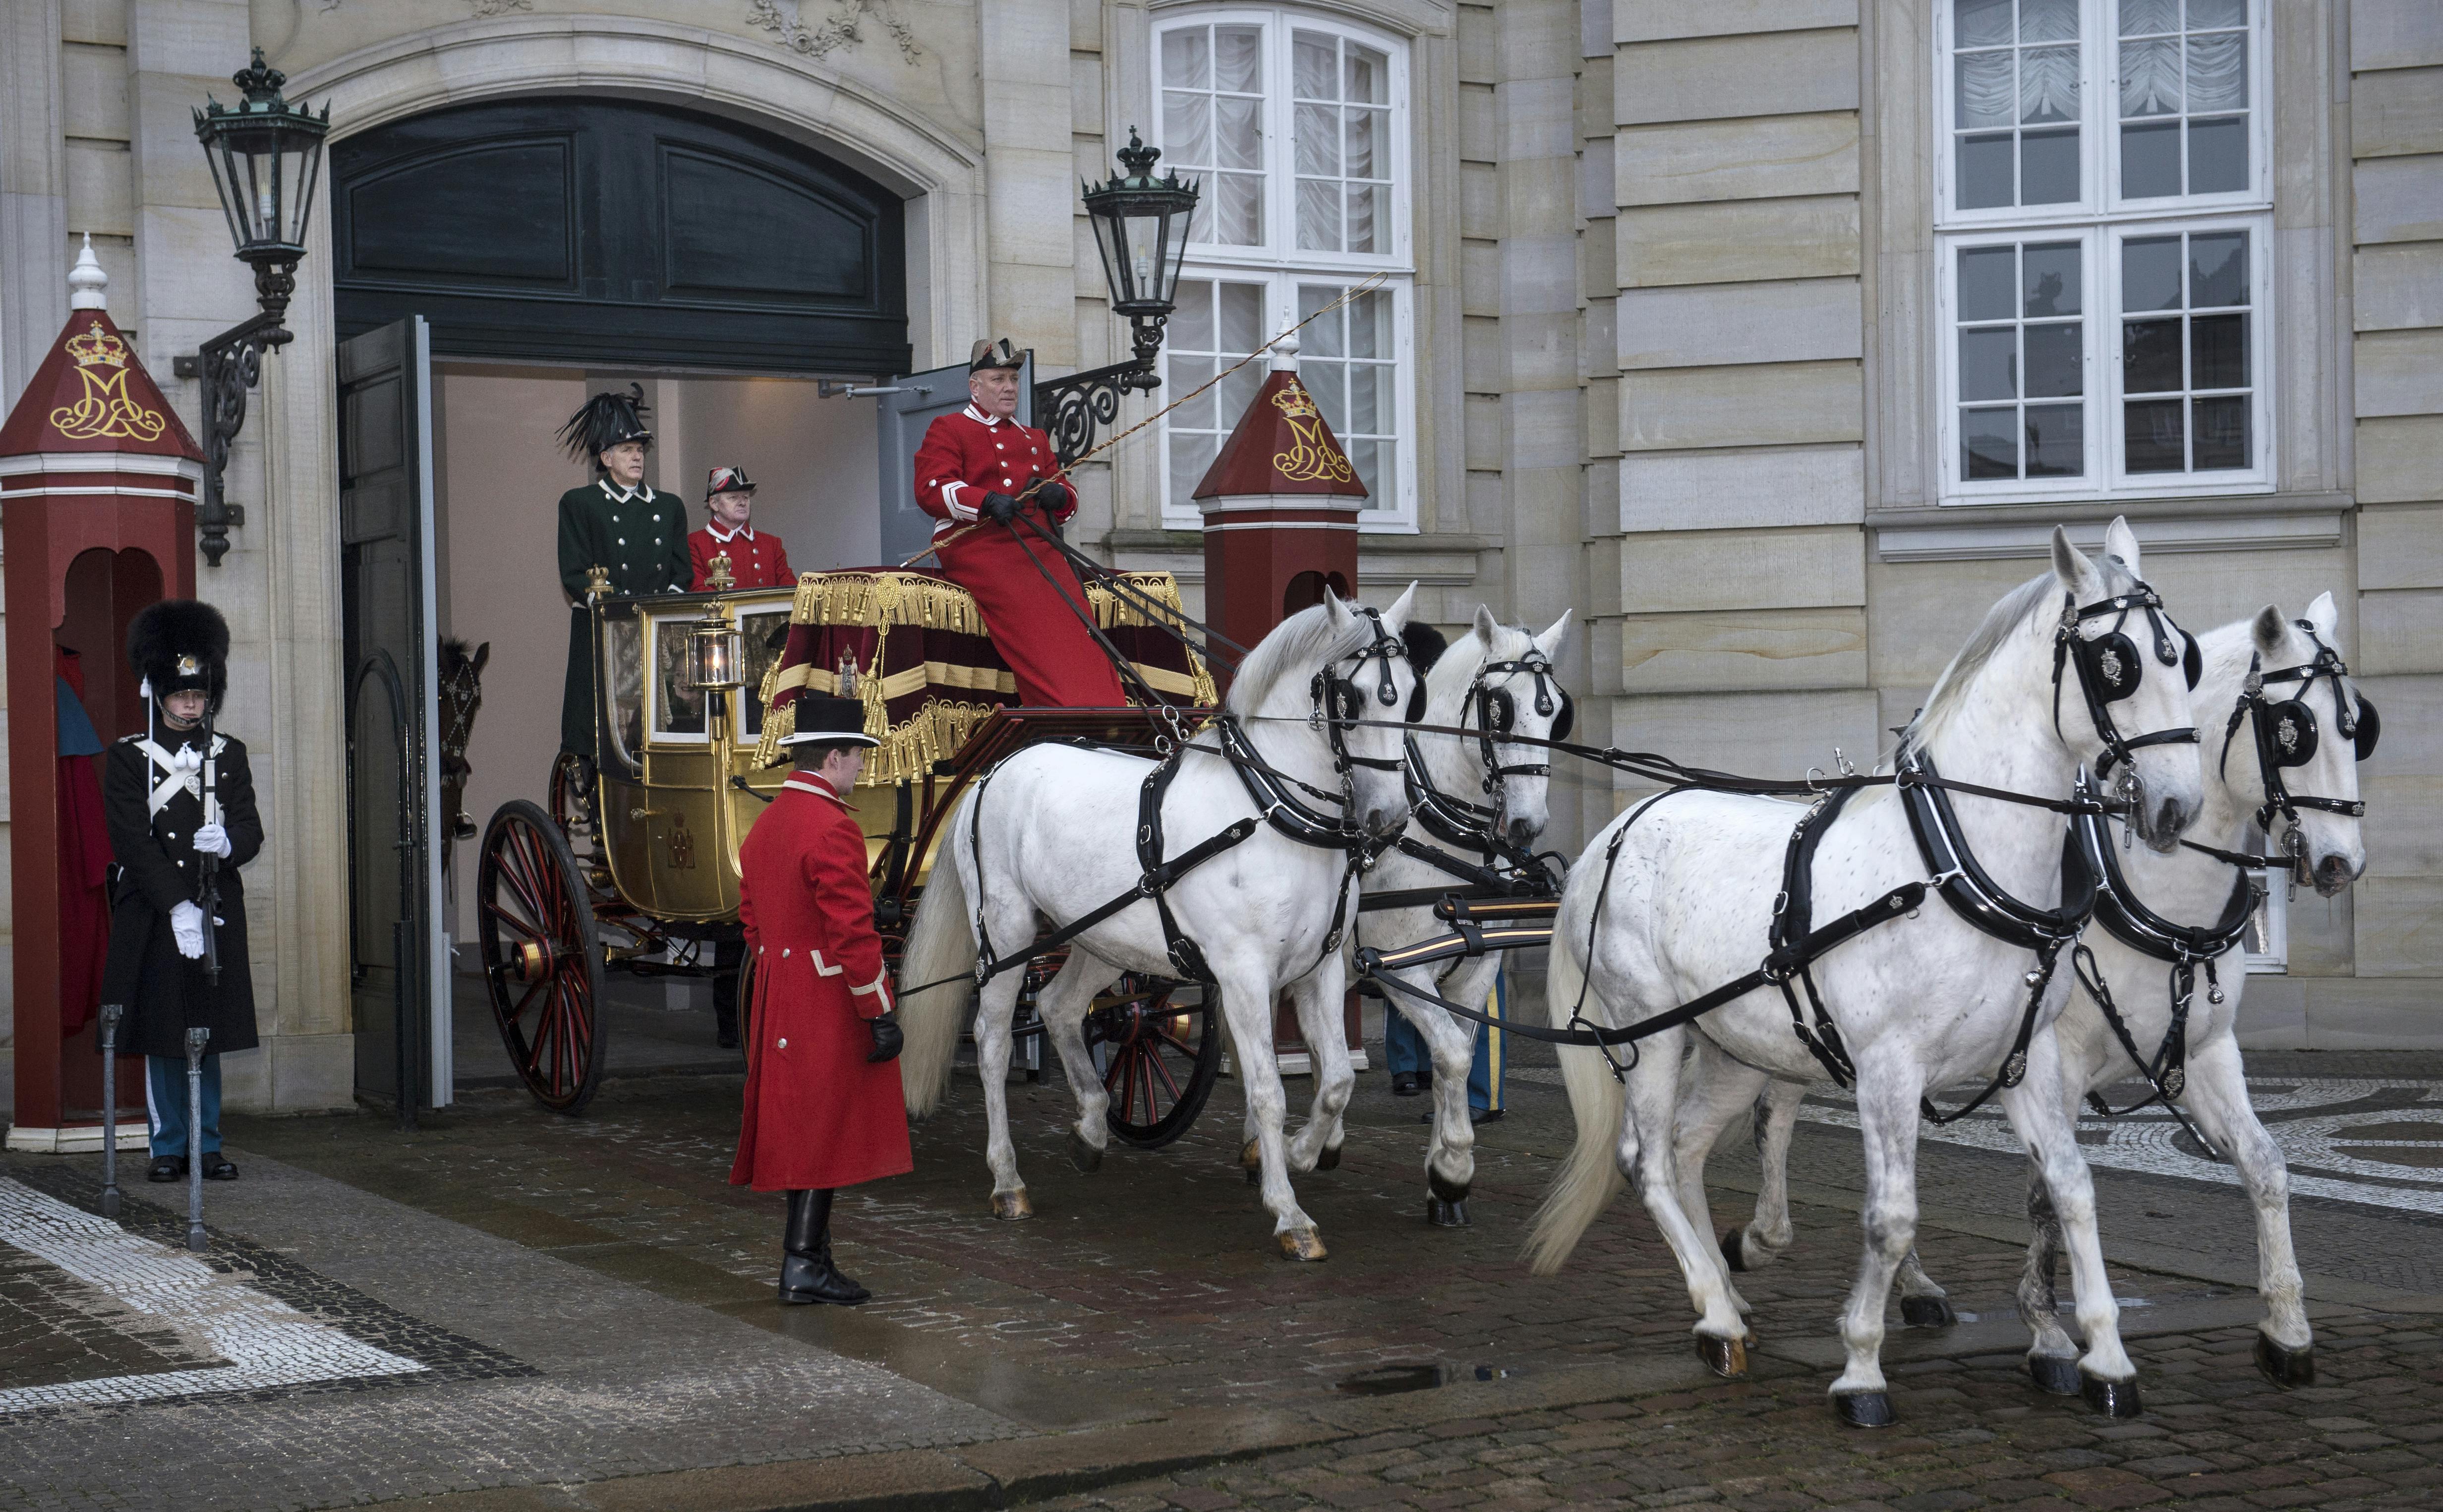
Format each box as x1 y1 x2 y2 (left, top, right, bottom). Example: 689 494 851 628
1937 0 2268 500
1153 9 1414 526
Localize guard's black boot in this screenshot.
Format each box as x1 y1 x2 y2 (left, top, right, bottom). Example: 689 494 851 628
199 1152 238 1181
1391 1071 1422 1097
712 974 741 1050
779 1189 869 1306
147 1156 182 1183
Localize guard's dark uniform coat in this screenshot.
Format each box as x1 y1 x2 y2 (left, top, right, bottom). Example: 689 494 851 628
558 478 692 753
98 725 263 1059
730 774 912 1193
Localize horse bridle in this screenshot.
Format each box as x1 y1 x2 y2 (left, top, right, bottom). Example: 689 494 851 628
2049 581 2201 789
1463 647 1574 792
2219 626 2375 867
1309 606 1411 783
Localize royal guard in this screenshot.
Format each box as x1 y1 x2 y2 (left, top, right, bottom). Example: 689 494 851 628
730 685 909 1305
911 338 1126 707
556 385 691 756
99 601 263 1183
689 466 793 591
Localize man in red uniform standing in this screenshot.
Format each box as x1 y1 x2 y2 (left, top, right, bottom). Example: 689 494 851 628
688 465 795 591
730 689 909 1305
911 338 1126 706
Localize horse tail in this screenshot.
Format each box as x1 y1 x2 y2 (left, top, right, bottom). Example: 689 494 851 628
896 792 980 1119
1523 861 1626 1276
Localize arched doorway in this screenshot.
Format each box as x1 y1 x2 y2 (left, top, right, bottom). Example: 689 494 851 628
326 99 913 1107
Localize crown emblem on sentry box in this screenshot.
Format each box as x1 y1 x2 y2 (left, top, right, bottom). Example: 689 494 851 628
65 323 130 369
1269 378 1322 421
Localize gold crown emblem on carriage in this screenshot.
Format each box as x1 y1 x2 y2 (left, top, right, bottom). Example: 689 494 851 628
65 324 130 369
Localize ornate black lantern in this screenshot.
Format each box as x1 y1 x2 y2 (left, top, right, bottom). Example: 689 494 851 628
183 48 330 567
1033 130 1200 468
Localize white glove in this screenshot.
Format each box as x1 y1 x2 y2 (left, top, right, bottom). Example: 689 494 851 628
193 822 232 858
171 900 206 959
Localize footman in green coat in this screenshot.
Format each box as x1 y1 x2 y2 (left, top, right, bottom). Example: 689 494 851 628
557 384 692 755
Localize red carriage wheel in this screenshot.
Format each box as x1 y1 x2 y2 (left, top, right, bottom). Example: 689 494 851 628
478 799 608 1114
1086 983 1221 1148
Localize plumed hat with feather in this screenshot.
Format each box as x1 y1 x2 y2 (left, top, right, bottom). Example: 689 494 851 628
557 383 654 465
127 598 231 710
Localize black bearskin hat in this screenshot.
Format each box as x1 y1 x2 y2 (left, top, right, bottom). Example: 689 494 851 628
1400 620 1449 676
127 598 230 709
557 383 654 466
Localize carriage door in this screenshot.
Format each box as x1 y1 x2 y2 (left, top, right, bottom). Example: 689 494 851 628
872 352 1033 563
338 316 451 1112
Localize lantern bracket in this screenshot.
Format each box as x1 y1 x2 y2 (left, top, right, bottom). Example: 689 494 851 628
194 298 293 568
1033 341 1166 471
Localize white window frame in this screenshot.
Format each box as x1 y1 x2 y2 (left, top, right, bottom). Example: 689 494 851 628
1151 6 1418 531
1932 0 2274 505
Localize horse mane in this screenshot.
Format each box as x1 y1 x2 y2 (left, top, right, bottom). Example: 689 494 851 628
440 637 476 674
1427 619 1531 716
1224 600 1383 717
1899 554 2141 759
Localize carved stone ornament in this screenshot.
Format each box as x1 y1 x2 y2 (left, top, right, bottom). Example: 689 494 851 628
748 0 921 63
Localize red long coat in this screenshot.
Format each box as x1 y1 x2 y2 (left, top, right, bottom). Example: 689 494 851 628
913 406 1125 707
688 523 793 591
729 774 912 1192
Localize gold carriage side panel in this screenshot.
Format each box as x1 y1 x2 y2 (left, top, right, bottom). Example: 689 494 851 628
751 567 1216 784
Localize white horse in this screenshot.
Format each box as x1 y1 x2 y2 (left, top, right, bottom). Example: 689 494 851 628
896 587 1419 1260
1526 520 2206 1426
1718 592 2369 1391
1356 606 1573 1226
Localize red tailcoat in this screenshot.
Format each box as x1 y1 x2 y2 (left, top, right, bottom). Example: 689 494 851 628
913 405 1125 707
689 523 794 591
729 774 913 1192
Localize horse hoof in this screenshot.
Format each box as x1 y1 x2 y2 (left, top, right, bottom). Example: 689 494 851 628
2254 1333 2315 1389
1316 1144 1341 1171
1693 1334 1749 1380
1240 1139 1262 1170
2080 1370 2144 1419
1720 1229 1748 1272
990 1189 1033 1221
1427 1168 1471 1205
1832 1390 1897 1429
1067 1129 1103 1174
2027 1354 2080 1396
1278 1227 1328 1262
1425 1198 1469 1228
1901 1294 1958 1330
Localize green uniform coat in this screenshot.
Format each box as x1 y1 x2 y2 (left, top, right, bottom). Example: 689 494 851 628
558 478 692 754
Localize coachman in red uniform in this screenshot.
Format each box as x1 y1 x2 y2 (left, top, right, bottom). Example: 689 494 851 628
730 690 909 1305
688 465 795 592
912 338 1126 707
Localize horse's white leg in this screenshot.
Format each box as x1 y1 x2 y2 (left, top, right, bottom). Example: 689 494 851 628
1284 958 1355 1175
1389 959 1485 1224
1619 1028 1750 1371
1212 962 1324 1258
2015 1152 2079 1387
1895 1247 1955 1328
1828 1055 1924 1425
1671 1040 1767 1316
2000 1032 2139 1414
1033 951 1119 1171
1727 1076 1806 1273
2180 1032 2314 1382
973 968 1033 1220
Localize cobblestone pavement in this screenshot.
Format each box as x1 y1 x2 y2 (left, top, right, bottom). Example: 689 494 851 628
4 1030 2440 1510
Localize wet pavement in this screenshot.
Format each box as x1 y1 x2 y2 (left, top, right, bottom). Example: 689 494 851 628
1 1010 2440 1510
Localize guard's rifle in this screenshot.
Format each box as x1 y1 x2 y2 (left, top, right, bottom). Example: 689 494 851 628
197 704 222 985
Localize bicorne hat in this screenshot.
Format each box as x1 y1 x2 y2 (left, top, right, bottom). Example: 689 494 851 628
127 598 231 709
778 694 879 749
557 383 654 464
705 465 757 499
968 337 1024 373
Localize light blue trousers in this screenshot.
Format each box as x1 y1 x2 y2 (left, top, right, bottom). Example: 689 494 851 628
145 1052 223 1157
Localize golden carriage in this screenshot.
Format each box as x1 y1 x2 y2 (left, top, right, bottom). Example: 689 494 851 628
473 565 1223 1135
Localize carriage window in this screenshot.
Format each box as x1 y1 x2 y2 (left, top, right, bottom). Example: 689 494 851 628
740 609 792 739
602 614 644 771
651 615 708 742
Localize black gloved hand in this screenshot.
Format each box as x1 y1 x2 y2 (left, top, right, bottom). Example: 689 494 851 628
980 491 1019 524
1032 479 1072 514
866 1011 905 1063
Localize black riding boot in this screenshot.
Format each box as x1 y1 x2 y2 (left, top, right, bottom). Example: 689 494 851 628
711 972 741 1049
779 1189 870 1306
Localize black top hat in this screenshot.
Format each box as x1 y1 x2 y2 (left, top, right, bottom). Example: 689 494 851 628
128 598 231 710
968 337 1024 372
705 465 757 499
557 383 654 464
779 694 879 748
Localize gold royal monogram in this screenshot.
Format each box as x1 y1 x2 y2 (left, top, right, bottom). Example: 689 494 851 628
50 323 168 444
1269 378 1355 486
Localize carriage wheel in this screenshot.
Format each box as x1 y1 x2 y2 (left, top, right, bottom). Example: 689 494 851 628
478 800 608 1115
1087 984 1221 1149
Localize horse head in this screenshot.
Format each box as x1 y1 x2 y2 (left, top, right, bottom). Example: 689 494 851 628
2209 592 2369 896
2048 519 2205 851
1320 583 1419 839
1433 605 1574 852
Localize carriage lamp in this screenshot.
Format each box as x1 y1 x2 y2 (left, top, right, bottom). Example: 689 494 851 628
690 610 744 694
184 48 330 568
1034 129 1200 467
